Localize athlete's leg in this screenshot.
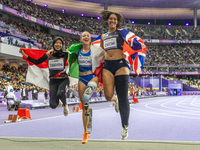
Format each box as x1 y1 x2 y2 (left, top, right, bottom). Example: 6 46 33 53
102 69 115 101
57 78 69 116
57 78 69 106
82 81 98 103
49 79 60 109
78 80 88 133
115 67 130 140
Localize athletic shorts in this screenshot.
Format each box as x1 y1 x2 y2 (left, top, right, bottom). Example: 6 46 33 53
103 59 128 75
79 73 96 85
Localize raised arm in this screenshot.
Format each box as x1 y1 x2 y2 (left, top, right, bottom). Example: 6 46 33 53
19 48 49 65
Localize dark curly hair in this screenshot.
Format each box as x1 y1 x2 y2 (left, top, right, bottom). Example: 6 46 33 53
100 10 124 28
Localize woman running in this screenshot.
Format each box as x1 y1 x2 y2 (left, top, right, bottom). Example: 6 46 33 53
19 37 69 116
100 10 147 140
68 31 105 144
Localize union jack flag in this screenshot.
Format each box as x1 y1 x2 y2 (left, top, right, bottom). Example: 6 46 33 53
92 28 147 76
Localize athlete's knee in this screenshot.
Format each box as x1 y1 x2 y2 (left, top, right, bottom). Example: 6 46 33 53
82 81 97 103
57 89 65 98
50 103 57 109
104 91 114 101
104 94 113 101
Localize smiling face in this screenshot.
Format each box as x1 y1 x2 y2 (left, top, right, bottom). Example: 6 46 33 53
54 39 63 51
107 14 118 29
80 31 91 45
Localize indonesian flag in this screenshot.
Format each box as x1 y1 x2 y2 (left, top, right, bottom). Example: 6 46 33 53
21 48 78 90
21 48 50 89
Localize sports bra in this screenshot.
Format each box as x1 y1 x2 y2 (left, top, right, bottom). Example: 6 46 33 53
103 30 124 51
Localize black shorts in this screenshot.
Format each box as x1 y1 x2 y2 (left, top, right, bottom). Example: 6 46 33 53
103 59 128 75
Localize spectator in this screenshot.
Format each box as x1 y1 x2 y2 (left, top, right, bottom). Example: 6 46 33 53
32 85 39 100
4 81 13 98
21 84 28 100
6 88 16 110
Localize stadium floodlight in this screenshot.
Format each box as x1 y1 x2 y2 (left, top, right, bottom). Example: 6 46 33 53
81 13 84 17
168 23 171 26
131 21 135 24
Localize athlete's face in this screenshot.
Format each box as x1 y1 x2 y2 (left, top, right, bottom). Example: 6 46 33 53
80 32 91 45
54 39 63 51
107 14 118 29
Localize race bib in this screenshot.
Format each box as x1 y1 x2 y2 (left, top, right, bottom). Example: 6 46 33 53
49 58 64 70
79 56 92 67
104 38 117 50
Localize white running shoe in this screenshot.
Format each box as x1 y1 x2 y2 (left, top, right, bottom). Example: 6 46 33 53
63 105 69 116
115 99 119 113
121 125 128 140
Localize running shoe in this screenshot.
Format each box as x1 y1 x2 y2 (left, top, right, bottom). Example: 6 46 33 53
63 104 69 116
82 132 90 144
115 99 119 113
121 125 128 140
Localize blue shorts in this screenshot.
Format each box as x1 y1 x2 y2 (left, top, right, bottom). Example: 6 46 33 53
79 73 96 86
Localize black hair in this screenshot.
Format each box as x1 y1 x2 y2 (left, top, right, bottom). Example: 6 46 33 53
100 10 124 28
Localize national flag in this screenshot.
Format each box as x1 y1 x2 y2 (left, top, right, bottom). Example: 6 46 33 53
21 48 50 89
118 28 147 76
21 48 78 89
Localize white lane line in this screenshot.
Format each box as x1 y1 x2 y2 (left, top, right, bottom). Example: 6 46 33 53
175 96 200 110
160 96 200 112
0 107 114 127
138 96 183 105
130 106 200 120
142 97 200 116
191 96 200 107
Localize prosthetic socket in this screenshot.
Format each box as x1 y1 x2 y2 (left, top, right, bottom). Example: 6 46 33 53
82 81 97 103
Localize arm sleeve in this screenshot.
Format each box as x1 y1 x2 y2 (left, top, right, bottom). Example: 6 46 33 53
27 54 48 65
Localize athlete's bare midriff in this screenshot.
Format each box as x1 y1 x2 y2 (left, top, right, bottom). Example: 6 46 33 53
104 49 124 60
79 70 93 76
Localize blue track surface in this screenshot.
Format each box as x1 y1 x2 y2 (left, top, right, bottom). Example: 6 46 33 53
1 96 200 142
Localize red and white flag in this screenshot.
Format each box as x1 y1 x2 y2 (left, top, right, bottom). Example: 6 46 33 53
22 48 50 89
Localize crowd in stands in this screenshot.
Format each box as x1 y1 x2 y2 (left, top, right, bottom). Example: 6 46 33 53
0 0 200 40
0 0 199 52
145 45 200 66
0 64 153 99
2 19 78 50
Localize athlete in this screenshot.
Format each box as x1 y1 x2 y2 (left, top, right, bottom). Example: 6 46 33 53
19 37 69 116
67 31 118 144
100 10 147 140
